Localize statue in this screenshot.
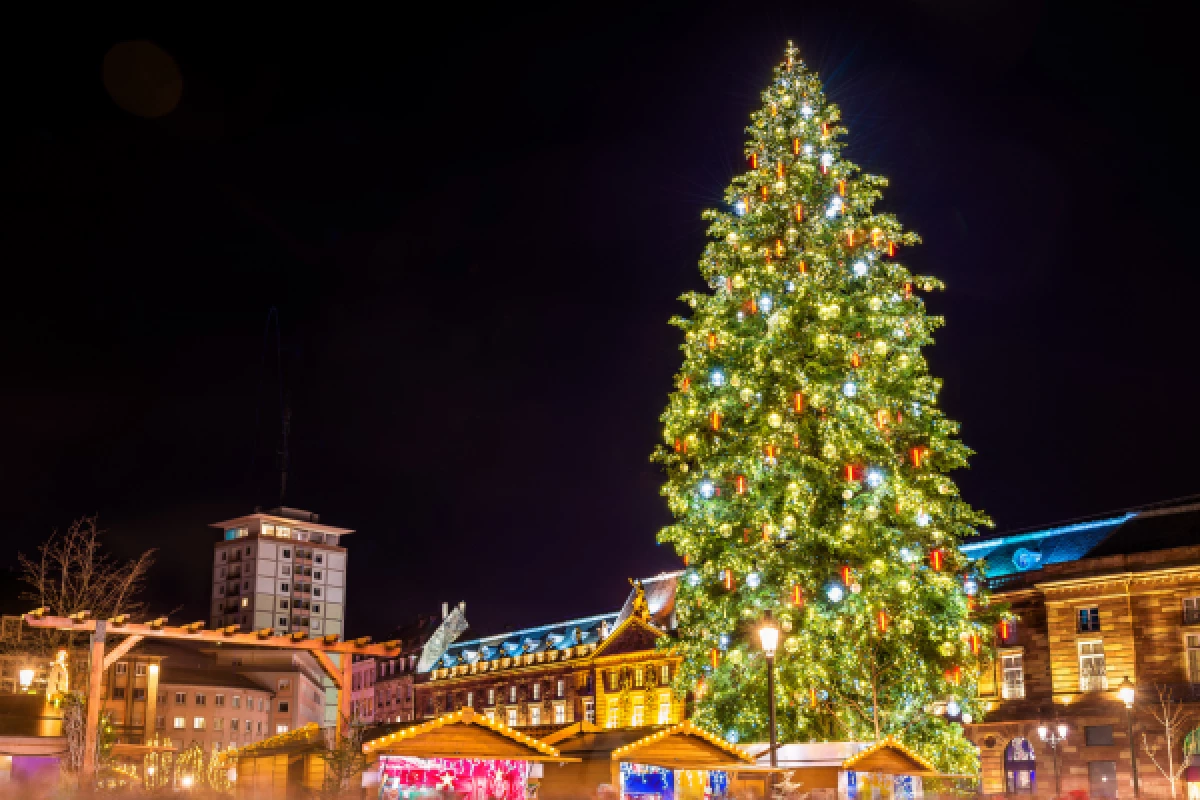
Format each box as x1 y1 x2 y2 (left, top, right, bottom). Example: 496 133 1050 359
46 649 69 703
629 578 649 621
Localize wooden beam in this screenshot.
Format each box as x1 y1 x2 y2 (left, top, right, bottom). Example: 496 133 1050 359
23 614 403 657
82 621 107 787
312 650 344 689
103 634 145 669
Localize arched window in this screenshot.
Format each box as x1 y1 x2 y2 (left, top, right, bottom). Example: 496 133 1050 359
1005 737 1037 794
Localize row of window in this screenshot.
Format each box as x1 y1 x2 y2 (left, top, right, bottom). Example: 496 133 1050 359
999 640 1119 698
163 692 268 710
113 663 148 676
378 657 417 678
160 716 287 735
220 545 329 564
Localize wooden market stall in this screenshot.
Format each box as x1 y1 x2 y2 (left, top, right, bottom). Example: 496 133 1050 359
363 708 578 800
748 737 941 800
539 720 758 800
224 722 329 798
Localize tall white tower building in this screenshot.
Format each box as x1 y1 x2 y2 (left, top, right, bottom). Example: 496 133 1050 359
210 507 352 638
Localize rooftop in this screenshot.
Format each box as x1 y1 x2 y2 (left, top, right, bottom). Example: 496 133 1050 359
965 496 1200 585
210 509 354 536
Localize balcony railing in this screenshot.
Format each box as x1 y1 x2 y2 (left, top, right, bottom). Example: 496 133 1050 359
1080 674 1108 692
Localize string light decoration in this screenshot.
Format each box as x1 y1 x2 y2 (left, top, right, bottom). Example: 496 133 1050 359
651 42 1001 774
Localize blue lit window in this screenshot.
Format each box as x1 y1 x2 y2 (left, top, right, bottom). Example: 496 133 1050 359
1078 607 1100 633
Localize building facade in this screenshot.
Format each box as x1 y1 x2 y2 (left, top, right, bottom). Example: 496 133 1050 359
210 507 351 638
351 656 375 724
415 574 684 732
966 503 1200 798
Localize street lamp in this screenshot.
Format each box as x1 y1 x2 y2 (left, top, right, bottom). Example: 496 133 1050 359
1119 677 1140 797
1038 721 1069 796
758 611 780 770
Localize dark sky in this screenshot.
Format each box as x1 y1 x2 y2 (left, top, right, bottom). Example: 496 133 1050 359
3 3 1198 638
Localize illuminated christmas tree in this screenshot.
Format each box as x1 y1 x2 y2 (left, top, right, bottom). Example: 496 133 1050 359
653 44 999 771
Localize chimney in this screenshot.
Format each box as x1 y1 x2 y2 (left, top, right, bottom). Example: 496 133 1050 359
442 602 449 620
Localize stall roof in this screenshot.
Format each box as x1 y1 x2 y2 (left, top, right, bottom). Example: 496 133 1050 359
220 722 323 762
610 722 755 768
840 736 939 776
363 708 577 762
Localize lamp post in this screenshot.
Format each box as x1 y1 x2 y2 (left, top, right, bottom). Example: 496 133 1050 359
1119 677 1140 797
1038 721 1069 796
758 611 780 770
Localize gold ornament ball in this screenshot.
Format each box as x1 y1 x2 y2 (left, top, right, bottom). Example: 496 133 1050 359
897 579 911 594
868 297 883 311
939 642 956 657
873 340 888 355
731 274 746 289
870 559 886 574
768 412 783 428
842 489 853 500
784 636 800 653
898 618 914 634
783 514 797 529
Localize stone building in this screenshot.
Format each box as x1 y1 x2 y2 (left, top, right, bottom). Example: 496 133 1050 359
966 501 1200 798
414 574 684 732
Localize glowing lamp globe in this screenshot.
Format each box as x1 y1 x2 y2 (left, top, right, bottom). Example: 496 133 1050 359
1118 676 1136 708
18 669 34 690
758 611 780 658
1037 725 1049 740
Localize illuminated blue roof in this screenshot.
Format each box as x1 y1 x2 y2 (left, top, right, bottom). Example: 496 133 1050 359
964 513 1137 579
427 612 620 672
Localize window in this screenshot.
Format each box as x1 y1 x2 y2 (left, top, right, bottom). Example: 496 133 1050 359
257 698 264 712
556 679 565 699
1079 640 1108 691
279 617 287 626
231 719 239 732
158 692 167 704
278 679 291 691
193 717 206 730
509 686 517 703
281 583 289 592
314 588 322 597
115 663 128 675
584 699 595 724
135 664 147 677
256 720 262 733
555 703 566 724
315 571 322 580
214 718 224 731
631 705 644 727
529 705 542 725
1088 761 1118 799
173 717 185 730
660 664 670 684
1187 598 1200 626
1001 651 1026 699
133 688 146 701
1078 607 1101 633
487 688 496 706
111 687 126 699
466 692 474 708
607 703 620 728
175 692 187 704
241 597 249 608
315 554 323 564
156 716 165 729
279 701 289 713
1188 635 1200 683
532 683 541 701
486 709 496 722
195 694 206 706
507 708 518 727
232 696 241 709
282 549 291 558
634 668 644 688
214 694 224 707
659 696 672 724
1086 726 1115 746
276 724 289 734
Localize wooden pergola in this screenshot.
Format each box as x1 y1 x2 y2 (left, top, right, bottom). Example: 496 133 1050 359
22 608 407 787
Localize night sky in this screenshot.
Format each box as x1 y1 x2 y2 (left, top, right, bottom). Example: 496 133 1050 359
4 3 1198 638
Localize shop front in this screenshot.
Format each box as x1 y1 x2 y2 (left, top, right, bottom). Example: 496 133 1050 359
749 737 940 800
363 708 577 800
538 720 756 800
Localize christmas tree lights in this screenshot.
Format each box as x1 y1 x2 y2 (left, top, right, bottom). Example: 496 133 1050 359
652 43 999 771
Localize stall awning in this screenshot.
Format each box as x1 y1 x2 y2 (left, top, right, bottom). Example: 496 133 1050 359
839 736 940 777
609 721 756 769
363 708 578 762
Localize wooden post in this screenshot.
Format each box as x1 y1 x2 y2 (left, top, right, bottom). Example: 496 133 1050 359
82 620 107 788
338 653 354 738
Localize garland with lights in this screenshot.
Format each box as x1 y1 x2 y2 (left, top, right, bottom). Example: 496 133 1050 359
652 43 1001 772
